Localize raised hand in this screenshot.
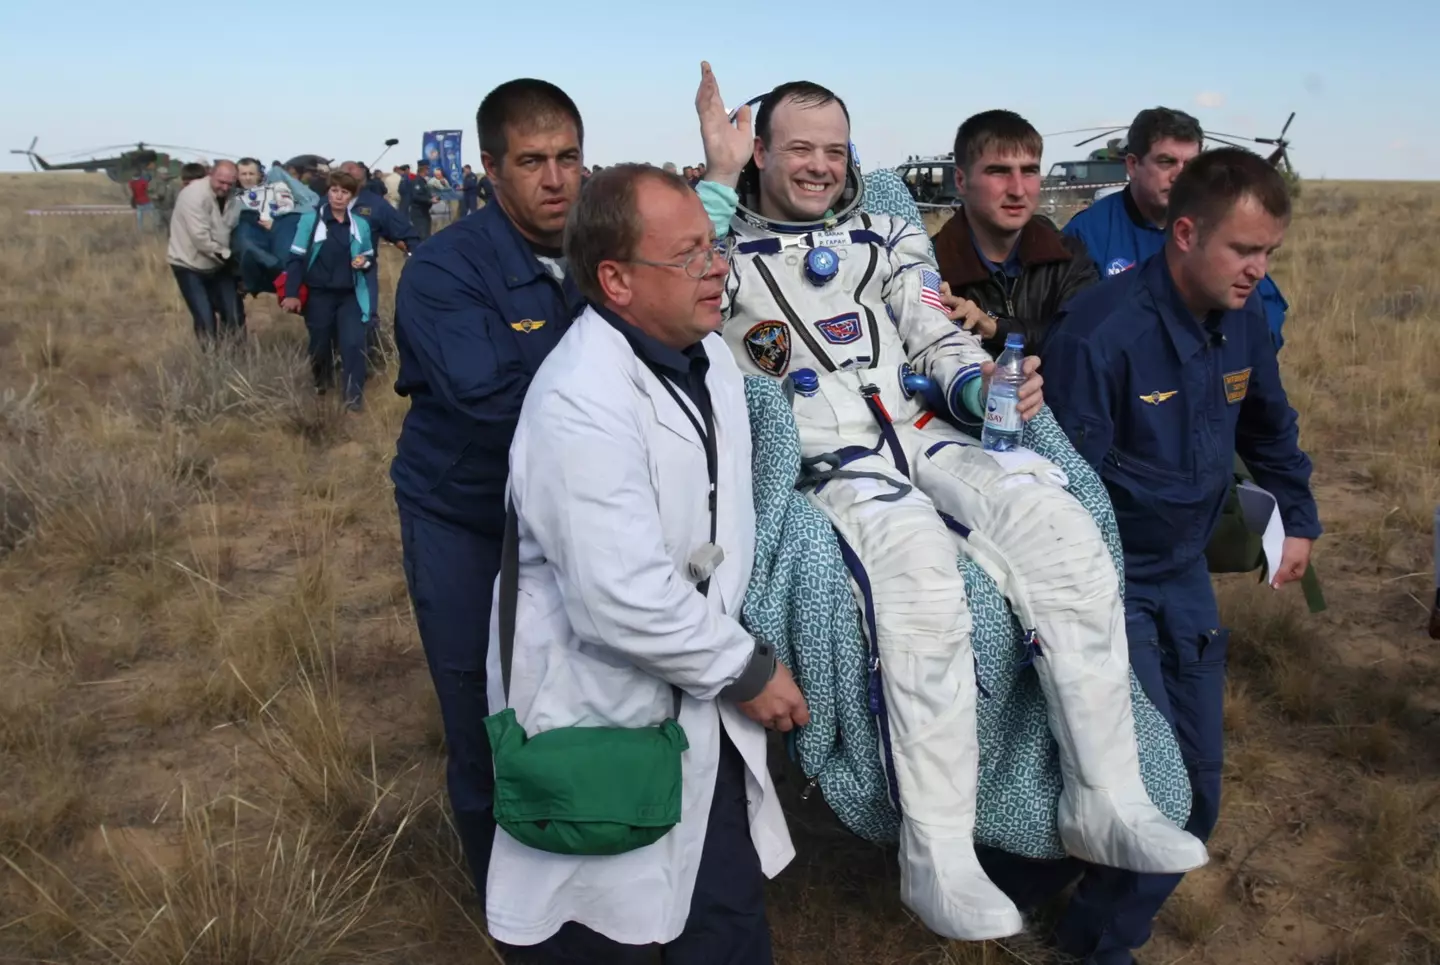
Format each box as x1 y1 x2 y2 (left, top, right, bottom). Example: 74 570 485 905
695 61 752 190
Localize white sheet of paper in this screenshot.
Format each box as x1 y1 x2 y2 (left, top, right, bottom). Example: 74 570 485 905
1236 480 1286 584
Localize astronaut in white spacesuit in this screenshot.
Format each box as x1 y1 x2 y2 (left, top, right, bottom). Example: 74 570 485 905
691 63 1208 941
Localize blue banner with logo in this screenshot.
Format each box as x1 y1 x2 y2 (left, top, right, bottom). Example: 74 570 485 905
421 130 463 193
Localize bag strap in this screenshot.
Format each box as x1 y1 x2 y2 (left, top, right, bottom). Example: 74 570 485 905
1300 562 1326 614
499 501 520 700
497 498 682 718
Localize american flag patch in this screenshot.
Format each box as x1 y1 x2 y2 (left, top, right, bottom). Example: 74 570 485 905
919 269 947 313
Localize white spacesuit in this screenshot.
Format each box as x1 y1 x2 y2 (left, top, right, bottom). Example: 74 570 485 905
698 169 1208 940
236 181 297 223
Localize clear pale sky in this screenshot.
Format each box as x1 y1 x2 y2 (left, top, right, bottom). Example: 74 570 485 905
2 0 1435 180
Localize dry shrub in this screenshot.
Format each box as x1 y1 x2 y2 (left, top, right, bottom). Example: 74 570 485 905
0 374 45 438
0 676 96 856
203 542 338 720
1 420 197 572
1336 778 1440 957
1220 584 1335 722
1160 884 1226 947
140 336 311 427
1345 779 1432 888
3 789 413 965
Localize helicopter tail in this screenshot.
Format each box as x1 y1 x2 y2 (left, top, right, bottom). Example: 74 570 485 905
8 137 53 171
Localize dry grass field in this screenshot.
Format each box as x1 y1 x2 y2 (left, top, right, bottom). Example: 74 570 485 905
0 172 1437 965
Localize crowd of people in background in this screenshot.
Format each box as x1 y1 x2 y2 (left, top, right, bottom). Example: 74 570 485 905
144 153 449 411
127 148 706 405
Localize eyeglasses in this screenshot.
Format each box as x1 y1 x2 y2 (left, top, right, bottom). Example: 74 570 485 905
627 239 732 280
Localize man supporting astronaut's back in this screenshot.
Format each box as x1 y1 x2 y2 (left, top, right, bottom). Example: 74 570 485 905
689 62 1208 940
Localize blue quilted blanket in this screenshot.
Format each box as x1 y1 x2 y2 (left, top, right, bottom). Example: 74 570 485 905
740 376 1192 858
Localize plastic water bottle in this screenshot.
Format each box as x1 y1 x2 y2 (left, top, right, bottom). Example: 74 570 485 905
790 368 819 397
981 334 1025 452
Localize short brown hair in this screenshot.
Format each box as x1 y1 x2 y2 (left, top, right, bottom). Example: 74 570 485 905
1128 107 1203 161
478 78 584 164
756 81 850 148
1167 148 1290 239
564 163 691 305
327 169 361 197
953 110 1043 172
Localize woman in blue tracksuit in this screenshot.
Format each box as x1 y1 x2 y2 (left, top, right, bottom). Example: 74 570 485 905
282 169 375 410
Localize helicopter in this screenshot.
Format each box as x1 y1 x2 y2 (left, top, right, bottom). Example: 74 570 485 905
8 138 235 183
896 113 1297 220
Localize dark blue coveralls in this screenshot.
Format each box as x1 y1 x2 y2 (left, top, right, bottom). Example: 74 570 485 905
352 188 420 354
462 171 479 215
1064 186 1291 350
391 199 582 900
1039 252 1321 964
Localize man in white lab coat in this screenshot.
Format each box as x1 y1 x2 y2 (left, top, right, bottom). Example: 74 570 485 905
486 163 808 963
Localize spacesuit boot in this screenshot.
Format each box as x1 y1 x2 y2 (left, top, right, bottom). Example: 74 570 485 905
911 429 1209 876
793 374 1023 940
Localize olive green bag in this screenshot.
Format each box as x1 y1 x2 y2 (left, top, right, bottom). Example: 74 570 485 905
1206 454 1326 613
484 507 689 857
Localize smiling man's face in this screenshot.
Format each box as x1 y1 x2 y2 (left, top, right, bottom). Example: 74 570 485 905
755 96 850 223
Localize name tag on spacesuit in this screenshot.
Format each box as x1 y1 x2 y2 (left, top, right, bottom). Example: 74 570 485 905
810 230 851 249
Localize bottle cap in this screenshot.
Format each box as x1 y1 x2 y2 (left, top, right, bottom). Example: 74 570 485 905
1005 333 1024 349
804 247 840 286
790 368 819 394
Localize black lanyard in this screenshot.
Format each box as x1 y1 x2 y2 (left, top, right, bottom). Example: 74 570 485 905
647 365 719 595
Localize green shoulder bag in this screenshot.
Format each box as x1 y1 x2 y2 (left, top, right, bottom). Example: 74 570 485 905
484 506 689 856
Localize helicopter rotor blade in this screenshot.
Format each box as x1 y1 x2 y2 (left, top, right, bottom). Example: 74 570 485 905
1206 135 1252 150
1074 127 1128 148
1044 126 1128 138
145 144 242 159
1204 130 1262 143
47 143 143 159
1279 112 1295 139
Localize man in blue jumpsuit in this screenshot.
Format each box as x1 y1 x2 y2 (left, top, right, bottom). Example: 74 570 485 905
1064 108 1291 350
391 78 586 903
461 164 479 215
1041 148 1321 964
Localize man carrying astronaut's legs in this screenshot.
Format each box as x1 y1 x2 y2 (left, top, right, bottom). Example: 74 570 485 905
691 63 1208 941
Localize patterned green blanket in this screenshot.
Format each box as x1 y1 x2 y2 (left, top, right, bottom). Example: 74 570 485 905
740 376 1192 858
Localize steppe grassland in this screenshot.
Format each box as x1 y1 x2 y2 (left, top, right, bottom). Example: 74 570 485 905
0 173 1437 964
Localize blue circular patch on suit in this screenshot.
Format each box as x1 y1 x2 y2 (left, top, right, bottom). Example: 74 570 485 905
805 246 839 286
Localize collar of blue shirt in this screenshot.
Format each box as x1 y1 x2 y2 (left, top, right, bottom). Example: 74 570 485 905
592 303 709 384
1147 251 1227 363
968 223 1023 279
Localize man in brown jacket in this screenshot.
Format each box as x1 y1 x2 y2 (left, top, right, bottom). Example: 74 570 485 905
933 111 1098 357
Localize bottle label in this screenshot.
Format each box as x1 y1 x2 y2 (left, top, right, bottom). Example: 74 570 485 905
984 393 1021 433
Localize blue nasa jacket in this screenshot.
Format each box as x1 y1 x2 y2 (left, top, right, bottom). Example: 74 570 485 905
1041 251 1320 582
1064 187 1291 349
391 199 584 535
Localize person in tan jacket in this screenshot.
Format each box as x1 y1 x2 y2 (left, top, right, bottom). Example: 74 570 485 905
167 160 244 341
